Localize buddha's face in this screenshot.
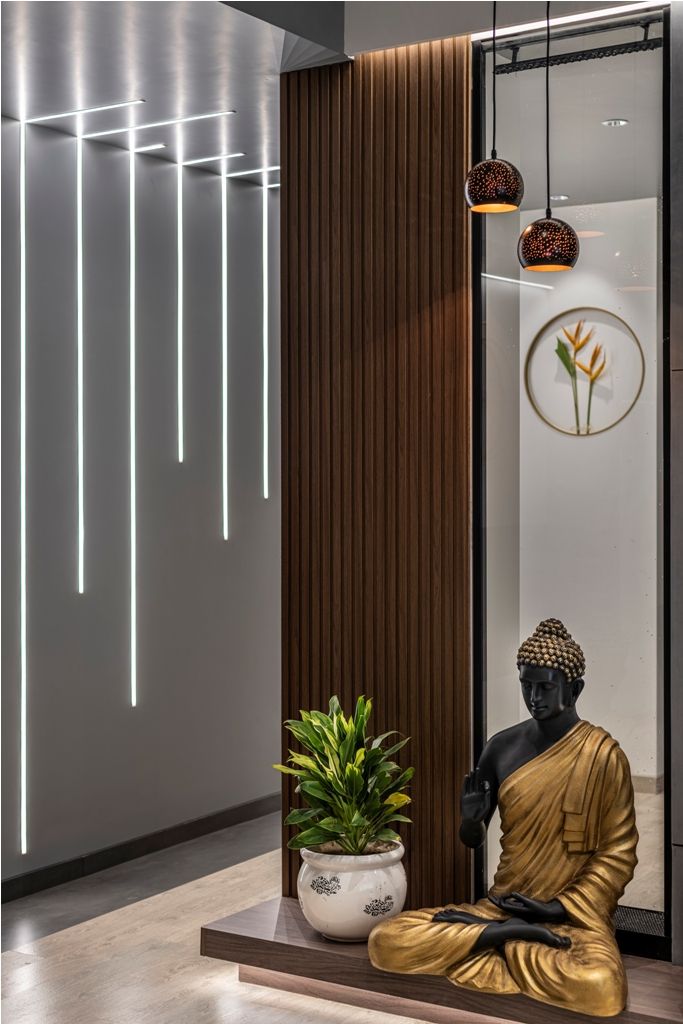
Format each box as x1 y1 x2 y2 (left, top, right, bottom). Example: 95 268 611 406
519 665 581 720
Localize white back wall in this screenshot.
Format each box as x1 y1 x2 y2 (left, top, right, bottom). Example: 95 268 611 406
1 119 281 878
484 213 523 883
518 198 660 780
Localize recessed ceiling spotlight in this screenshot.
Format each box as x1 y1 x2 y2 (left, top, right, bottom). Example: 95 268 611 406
550 194 569 201
135 143 166 153
602 118 629 127
576 230 605 238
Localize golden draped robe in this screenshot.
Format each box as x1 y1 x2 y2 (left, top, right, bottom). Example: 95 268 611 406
368 721 638 1017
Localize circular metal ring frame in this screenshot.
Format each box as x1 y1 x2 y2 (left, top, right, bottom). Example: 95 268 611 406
524 305 646 437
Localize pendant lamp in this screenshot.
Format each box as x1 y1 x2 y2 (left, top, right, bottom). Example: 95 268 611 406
465 1 524 213
518 3 579 271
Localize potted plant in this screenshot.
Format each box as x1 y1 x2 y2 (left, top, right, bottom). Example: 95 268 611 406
274 695 413 941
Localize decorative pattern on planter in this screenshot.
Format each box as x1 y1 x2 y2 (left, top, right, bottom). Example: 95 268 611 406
310 874 341 895
364 894 395 917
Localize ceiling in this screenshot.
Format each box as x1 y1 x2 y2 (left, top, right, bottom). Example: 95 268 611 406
0 2 305 182
1 1 664 198
488 19 664 210
344 1 648 55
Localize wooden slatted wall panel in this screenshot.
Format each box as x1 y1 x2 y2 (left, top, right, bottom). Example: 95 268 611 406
281 37 472 910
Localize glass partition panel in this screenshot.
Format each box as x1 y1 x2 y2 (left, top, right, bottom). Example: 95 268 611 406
481 11 665 935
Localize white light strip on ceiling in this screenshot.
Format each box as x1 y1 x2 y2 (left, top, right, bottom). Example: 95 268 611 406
19 121 28 855
83 109 236 140
129 134 137 707
26 98 144 124
177 127 184 464
471 0 669 41
183 151 245 166
221 166 229 539
267 183 280 189
76 136 85 593
262 172 269 501
225 165 279 178
482 272 554 291
135 143 166 153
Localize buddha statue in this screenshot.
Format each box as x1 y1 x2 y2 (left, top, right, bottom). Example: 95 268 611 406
369 619 638 1017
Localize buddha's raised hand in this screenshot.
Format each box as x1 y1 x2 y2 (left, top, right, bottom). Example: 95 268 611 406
461 768 491 823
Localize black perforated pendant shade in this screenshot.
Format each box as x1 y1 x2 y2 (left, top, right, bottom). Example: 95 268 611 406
464 1 524 214
518 216 579 272
518 3 580 272
465 158 525 213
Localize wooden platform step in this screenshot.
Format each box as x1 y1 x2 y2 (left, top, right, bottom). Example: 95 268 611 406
200 897 683 1024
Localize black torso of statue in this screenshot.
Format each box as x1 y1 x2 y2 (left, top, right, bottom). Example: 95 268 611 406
433 664 583 950
368 619 639 1018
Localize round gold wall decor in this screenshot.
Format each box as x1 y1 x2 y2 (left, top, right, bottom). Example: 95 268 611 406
524 307 645 437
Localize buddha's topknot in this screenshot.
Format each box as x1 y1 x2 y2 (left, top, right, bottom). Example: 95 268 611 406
517 618 586 683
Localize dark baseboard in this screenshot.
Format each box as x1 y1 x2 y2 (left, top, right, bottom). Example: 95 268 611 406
616 929 671 961
1 791 281 904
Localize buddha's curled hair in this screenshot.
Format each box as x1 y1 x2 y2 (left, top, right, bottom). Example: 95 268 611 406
517 618 586 683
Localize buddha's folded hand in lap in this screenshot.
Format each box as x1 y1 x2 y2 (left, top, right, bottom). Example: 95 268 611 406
368 619 638 1018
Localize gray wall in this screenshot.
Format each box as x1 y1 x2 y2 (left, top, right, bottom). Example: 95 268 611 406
1 119 281 878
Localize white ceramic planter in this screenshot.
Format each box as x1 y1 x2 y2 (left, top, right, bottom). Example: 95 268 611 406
297 841 407 941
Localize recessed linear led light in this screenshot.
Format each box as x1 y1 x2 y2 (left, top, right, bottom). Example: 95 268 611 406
618 285 655 292
83 109 236 140
26 98 144 124
221 167 229 538
550 194 569 202
602 118 629 127
262 172 269 500
471 2 668 41
225 165 279 178
177 124 184 464
482 272 554 291
183 151 245 166
19 121 28 854
76 137 85 594
577 230 605 238
267 183 281 189
135 143 166 153
129 133 137 707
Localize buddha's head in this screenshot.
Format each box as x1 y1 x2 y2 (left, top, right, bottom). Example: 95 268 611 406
517 618 585 721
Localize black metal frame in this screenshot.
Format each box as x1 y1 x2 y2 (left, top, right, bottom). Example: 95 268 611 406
470 38 488 904
470 11 672 961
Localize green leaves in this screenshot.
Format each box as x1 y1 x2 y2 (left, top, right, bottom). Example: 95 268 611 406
275 694 414 855
555 338 575 378
288 827 335 850
556 335 581 434
284 807 319 825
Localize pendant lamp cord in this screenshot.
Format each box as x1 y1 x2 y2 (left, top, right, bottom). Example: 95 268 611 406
491 0 497 158
545 1 551 218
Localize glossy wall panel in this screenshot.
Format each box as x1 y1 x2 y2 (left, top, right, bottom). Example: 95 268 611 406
280 38 472 909
1 121 282 878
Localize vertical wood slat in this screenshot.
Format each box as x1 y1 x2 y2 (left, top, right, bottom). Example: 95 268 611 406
281 38 472 910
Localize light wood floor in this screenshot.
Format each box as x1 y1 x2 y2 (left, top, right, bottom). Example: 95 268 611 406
1 851 435 1024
